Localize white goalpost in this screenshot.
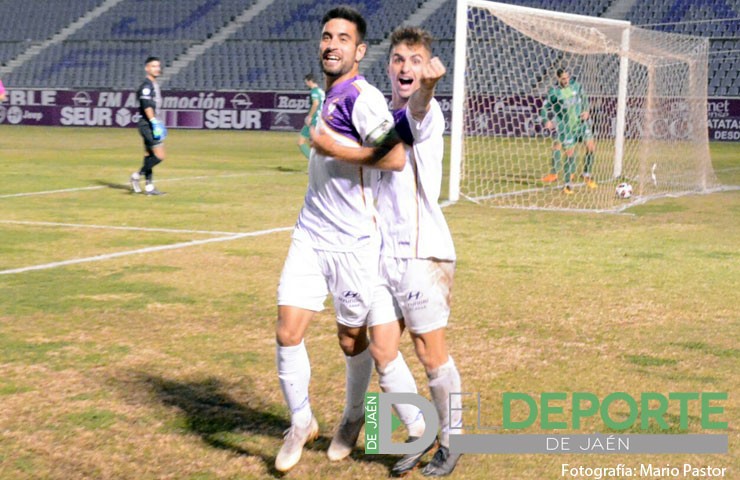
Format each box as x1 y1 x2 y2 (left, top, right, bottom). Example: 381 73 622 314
450 0 719 211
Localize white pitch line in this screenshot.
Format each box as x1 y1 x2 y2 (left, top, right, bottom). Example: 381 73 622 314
0 220 243 236
0 226 292 276
0 171 284 199
0 186 105 198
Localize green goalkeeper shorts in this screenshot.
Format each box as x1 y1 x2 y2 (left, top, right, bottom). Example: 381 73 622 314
559 122 593 149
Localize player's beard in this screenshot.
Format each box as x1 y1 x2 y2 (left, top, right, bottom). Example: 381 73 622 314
320 49 352 79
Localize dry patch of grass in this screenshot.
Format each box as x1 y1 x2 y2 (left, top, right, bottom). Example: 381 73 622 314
0 129 737 479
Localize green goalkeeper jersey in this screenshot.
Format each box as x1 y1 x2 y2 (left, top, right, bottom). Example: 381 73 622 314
540 79 590 133
309 86 325 127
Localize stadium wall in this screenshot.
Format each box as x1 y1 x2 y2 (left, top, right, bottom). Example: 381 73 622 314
0 88 738 142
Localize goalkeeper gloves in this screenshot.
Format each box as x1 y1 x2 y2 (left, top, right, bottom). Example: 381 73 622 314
150 118 167 140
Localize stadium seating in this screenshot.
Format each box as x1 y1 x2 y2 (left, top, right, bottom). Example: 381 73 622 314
3 0 255 89
0 42 31 66
0 0 104 42
69 0 255 41
0 0 104 77
166 40 314 90
231 0 418 41
626 1 739 37
484 0 612 17
168 0 420 90
625 0 739 97
9 41 190 89
0 0 737 97
709 38 740 97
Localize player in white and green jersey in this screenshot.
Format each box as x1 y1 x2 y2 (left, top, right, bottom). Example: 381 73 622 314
297 73 325 159
540 68 597 193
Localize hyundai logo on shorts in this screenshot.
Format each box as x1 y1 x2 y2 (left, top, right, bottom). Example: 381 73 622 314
407 291 422 301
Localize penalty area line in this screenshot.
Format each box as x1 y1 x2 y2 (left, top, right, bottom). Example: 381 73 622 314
0 226 292 276
0 172 279 199
0 186 104 199
0 220 244 236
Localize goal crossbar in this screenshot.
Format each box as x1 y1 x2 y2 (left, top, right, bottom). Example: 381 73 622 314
449 0 717 211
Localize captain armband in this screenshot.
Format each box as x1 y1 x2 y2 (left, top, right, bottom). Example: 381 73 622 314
365 120 399 148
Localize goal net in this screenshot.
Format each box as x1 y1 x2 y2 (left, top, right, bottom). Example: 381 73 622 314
449 0 719 212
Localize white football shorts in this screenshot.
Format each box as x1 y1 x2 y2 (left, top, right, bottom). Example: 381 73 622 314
368 257 455 334
277 231 381 328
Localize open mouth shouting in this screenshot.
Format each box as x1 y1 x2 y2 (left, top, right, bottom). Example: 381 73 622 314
397 76 415 94
322 49 343 74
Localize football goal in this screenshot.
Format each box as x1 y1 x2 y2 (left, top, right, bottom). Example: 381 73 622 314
449 0 719 211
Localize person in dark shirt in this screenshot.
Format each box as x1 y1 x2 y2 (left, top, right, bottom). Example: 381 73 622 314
130 56 166 195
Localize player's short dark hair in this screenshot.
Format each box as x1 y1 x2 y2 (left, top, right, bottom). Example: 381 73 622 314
304 73 316 82
322 6 367 43
389 26 434 55
145 56 160 65
556 68 567 78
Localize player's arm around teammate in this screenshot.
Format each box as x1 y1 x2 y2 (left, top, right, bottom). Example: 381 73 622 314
274 7 421 474
310 125 406 171
374 34 463 476
314 28 464 477
309 32 453 387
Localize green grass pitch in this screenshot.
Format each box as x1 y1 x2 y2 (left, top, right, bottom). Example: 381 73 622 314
0 126 738 479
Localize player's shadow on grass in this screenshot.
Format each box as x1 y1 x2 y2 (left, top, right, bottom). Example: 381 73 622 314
140 374 402 476
275 165 305 173
142 374 289 475
93 179 133 193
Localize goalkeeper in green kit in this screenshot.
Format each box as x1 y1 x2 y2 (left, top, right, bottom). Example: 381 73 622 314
540 68 597 194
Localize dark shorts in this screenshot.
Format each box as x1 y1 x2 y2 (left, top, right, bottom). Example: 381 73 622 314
138 121 163 150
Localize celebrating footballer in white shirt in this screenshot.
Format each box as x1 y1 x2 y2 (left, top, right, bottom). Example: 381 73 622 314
312 26 464 477
273 6 417 474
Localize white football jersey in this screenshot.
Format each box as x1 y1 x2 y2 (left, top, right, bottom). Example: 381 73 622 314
296 76 393 251
375 98 456 261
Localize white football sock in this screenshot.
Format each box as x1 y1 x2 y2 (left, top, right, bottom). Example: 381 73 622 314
342 347 373 421
428 356 462 448
377 351 426 437
276 340 312 428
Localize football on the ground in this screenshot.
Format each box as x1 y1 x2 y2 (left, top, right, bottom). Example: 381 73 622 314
616 182 633 199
